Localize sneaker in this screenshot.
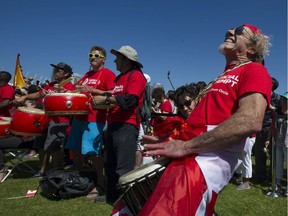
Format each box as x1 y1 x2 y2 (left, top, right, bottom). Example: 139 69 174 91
236 182 251 190
284 189 288 197
94 194 106 203
24 151 38 158
32 171 44 178
235 177 243 184
276 183 282 191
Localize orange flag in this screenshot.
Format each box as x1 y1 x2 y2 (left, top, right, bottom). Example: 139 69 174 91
13 53 26 88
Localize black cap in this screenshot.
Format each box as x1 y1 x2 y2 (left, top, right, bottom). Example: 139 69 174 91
50 62 73 75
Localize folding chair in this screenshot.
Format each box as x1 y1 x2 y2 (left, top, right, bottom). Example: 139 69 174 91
0 136 36 182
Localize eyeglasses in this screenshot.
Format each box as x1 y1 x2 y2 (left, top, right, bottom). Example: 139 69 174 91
88 53 105 59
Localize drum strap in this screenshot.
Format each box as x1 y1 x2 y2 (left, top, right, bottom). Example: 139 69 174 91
87 71 103 112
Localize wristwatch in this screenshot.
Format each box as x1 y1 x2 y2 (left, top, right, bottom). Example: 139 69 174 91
105 96 111 105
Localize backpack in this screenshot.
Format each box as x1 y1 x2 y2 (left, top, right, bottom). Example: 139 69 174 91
127 71 152 124
140 82 152 123
39 169 95 200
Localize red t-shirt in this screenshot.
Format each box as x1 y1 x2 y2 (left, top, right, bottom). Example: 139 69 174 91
40 81 76 123
75 68 116 123
151 100 173 135
108 70 146 129
186 62 272 136
0 84 15 117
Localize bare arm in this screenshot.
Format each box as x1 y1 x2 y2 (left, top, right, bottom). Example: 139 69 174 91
144 92 267 158
77 85 113 95
14 92 42 105
0 99 11 110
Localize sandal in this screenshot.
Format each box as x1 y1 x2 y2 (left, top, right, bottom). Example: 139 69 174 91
86 188 98 199
0 168 9 182
86 185 105 199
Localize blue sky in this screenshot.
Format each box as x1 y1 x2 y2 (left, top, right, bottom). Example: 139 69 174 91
0 0 287 95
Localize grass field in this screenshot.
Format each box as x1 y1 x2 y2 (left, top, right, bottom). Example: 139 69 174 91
0 154 287 216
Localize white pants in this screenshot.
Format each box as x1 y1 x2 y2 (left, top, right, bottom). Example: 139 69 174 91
236 137 255 178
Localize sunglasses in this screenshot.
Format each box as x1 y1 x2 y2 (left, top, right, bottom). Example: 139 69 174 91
225 26 251 38
88 53 105 59
177 99 193 110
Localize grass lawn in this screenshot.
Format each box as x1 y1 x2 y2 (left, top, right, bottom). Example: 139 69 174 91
0 154 287 216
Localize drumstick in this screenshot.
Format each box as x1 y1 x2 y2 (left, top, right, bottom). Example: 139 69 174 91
70 89 81 93
63 76 85 92
58 77 73 89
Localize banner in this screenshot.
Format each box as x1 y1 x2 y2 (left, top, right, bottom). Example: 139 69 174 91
13 54 26 88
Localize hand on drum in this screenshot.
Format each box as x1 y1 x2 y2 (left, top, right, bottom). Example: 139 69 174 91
77 85 94 93
13 96 27 106
92 95 105 105
142 135 196 158
53 84 66 93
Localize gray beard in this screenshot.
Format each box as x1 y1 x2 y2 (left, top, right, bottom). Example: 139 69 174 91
218 43 226 55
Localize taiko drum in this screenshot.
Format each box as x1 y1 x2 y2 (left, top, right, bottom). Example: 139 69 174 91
10 107 49 136
0 117 12 138
44 93 89 115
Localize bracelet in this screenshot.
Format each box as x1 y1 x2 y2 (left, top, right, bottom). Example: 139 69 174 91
105 96 111 105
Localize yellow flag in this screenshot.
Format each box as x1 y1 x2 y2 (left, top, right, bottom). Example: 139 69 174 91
13 54 26 88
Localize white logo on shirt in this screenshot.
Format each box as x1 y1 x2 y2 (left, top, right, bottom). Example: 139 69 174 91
82 78 100 86
215 75 239 87
113 85 124 93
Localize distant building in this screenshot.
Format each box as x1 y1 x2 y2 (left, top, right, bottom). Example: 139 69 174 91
71 72 83 84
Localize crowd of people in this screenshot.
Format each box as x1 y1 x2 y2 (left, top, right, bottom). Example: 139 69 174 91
0 23 287 215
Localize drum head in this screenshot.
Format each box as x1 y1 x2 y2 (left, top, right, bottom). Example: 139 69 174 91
118 157 171 185
17 107 45 114
0 121 10 125
0 117 11 122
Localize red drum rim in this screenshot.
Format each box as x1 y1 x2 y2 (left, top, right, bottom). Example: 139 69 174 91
0 119 11 138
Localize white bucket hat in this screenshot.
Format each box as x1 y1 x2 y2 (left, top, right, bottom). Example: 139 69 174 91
111 45 143 68
143 73 151 83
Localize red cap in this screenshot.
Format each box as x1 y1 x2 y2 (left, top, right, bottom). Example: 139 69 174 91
243 24 262 34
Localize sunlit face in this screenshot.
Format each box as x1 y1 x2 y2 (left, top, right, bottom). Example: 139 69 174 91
219 26 253 55
89 50 105 70
177 96 195 119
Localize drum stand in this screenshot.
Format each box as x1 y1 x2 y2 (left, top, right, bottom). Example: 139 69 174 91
266 111 281 197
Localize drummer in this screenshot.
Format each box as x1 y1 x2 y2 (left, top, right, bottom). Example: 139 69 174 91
0 71 16 181
0 71 15 118
65 45 116 198
14 62 76 177
93 45 146 204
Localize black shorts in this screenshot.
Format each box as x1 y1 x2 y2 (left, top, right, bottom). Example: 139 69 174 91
33 121 69 151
